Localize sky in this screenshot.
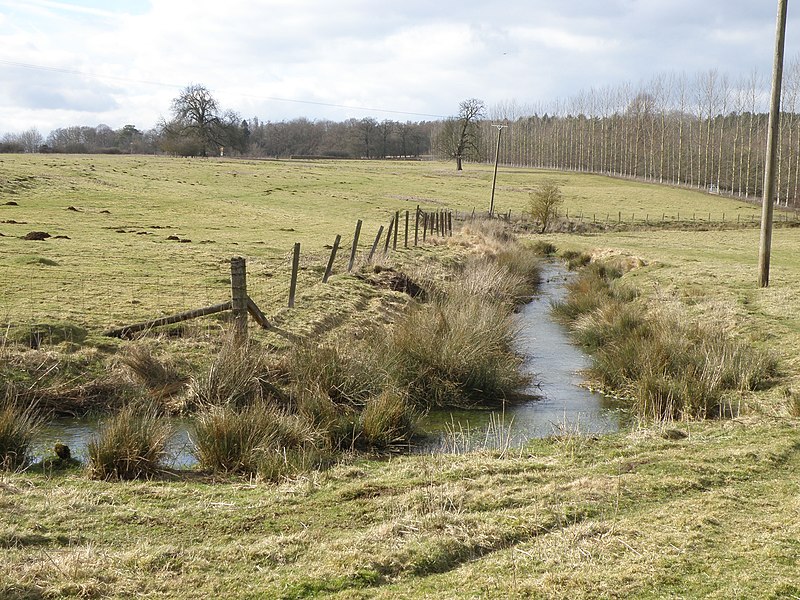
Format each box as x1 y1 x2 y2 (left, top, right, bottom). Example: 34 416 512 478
1 0 799 136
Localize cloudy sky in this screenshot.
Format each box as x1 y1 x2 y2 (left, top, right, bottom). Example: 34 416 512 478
1 0 798 136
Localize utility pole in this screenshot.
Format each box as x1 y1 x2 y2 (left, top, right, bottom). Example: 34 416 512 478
759 0 789 288
489 124 507 216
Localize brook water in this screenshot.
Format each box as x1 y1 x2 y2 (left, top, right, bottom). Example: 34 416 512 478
31 262 622 465
415 260 623 452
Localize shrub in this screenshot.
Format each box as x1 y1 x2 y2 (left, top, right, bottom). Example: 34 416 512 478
529 182 564 233
87 403 173 480
0 391 39 471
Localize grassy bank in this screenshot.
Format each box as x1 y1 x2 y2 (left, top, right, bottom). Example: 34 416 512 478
1 418 798 599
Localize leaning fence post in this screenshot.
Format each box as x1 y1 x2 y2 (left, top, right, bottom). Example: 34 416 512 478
323 234 341 283
384 215 395 255
348 219 362 272
423 213 428 243
368 225 384 261
230 256 248 343
288 242 300 308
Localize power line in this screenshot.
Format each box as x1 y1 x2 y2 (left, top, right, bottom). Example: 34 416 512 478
0 59 447 119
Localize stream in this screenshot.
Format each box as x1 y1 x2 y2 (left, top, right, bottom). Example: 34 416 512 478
30 261 622 465
415 260 623 452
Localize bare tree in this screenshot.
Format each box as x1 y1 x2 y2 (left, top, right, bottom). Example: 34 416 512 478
164 84 224 157
437 98 486 170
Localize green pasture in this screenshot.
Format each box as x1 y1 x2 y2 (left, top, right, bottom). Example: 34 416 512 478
0 154 772 334
2 154 800 598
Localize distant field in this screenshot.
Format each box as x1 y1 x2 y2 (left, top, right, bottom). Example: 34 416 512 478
0 154 774 334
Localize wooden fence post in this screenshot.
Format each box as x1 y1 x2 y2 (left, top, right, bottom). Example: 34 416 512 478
414 205 420 246
323 234 341 283
404 210 409 248
368 225 384 261
230 256 248 342
348 219 362 272
288 243 300 308
448 211 453 236
393 210 399 250
423 213 428 242
384 216 394 254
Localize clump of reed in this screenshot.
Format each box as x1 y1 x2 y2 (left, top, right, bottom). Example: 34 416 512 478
188 339 282 409
192 402 319 475
87 402 173 480
556 264 777 420
0 389 39 471
390 294 527 409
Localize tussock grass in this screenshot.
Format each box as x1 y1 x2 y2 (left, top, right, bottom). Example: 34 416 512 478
192 402 319 475
556 264 777 419
118 343 187 398
87 402 173 480
188 339 280 409
283 336 391 407
360 388 417 450
0 390 39 471
391 294 526 409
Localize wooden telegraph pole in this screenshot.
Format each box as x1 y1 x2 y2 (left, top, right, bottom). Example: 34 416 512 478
489 124 507 216
759 0 789 287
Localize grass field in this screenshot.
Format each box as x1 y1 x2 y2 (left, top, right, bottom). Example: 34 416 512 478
2 155 800 598
0 154 774 333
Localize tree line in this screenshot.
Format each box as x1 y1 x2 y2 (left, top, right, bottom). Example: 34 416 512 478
456 65 800 207
5 63 800 207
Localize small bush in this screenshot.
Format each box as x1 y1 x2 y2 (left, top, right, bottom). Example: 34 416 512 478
529 182 564 233
0 391 39 471
87 403 173 480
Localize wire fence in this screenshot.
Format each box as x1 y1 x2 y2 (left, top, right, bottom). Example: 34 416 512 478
0 208 454 345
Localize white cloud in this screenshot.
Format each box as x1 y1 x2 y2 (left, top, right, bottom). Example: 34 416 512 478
0 0 798 135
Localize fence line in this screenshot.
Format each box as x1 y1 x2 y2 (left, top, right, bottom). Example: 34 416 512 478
0 208 455 344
